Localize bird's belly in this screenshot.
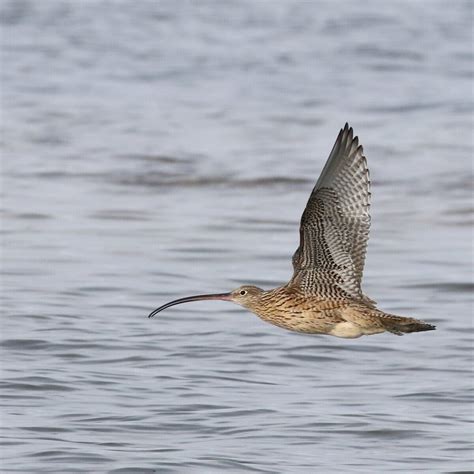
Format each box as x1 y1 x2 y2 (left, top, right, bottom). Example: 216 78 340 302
328 322 364 339
256 308 344 336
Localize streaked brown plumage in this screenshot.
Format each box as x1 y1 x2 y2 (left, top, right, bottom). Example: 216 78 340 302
148 124 435 338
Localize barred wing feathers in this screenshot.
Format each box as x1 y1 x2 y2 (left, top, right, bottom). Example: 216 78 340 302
290 124 372 303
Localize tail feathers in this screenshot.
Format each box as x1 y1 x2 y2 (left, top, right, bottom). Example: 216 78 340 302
380 314 436 336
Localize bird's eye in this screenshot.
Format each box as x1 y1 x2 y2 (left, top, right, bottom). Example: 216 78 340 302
240 290 247 296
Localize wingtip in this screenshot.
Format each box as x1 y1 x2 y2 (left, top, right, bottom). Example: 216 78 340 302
343 122 353 135
341 123 351 140
339 123 364 155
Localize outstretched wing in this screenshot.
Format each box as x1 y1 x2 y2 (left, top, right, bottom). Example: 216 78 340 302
289 124 371 301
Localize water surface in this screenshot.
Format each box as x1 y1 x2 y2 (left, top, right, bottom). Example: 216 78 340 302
1 1 473 472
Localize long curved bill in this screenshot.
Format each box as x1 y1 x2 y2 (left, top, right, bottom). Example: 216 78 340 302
148 292 232 318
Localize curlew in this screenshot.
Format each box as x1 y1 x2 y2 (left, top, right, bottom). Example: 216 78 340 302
148 124 435 338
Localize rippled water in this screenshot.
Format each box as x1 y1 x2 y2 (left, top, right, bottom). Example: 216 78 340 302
1 1 473 472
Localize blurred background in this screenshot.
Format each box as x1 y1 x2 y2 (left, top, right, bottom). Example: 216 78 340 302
1 1 472 472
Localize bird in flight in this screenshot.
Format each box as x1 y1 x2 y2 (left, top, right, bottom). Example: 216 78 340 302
148 124 435 338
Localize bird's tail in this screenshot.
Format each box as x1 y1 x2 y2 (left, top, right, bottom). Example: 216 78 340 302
379 313 436 335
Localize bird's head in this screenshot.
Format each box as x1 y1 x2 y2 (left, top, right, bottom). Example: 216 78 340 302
148 285 264 318
229 285 264 309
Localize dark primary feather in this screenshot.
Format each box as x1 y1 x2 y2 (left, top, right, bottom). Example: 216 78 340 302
290 123 371 301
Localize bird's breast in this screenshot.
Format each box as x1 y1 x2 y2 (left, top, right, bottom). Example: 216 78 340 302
251 295 344 335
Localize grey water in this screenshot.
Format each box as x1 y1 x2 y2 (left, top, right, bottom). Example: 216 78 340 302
1 1 473 472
